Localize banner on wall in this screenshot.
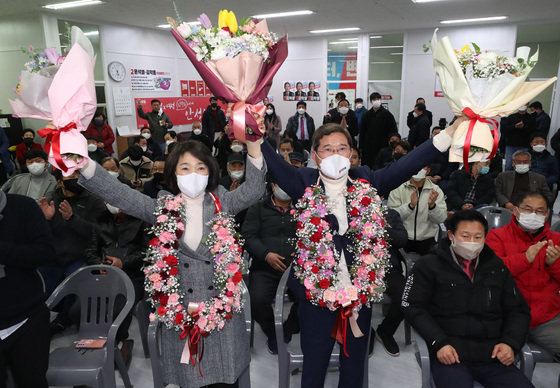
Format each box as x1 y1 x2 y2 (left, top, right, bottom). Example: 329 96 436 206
180 79 213 97
130 67 172 91
281 81 321 101
135 97 226 128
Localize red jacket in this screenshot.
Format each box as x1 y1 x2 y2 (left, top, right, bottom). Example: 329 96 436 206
486 216 560 328
15 142 43 167
84 123 115 155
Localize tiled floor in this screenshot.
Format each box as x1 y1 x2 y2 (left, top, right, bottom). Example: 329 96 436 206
50 303 559 388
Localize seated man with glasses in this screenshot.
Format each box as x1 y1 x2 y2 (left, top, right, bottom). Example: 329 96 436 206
486 191 560 358
259 118 467 388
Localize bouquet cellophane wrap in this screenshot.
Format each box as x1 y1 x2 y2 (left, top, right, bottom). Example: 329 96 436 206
170 18 288 142
431 29 557 162
10 26 97 175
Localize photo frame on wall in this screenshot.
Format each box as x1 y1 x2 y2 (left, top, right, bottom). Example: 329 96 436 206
282 81 321 101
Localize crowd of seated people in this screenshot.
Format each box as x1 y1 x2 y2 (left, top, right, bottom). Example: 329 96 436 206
2 96 560 387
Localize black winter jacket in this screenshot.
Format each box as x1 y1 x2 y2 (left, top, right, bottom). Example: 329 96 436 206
445 169 496 211
241 196 296 275
402 238 530 362
359 107 397 168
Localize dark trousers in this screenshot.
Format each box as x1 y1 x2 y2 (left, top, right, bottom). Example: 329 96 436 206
299 301 371 388
377 263 406 336
405 238 436 255
38 259 84 327
0 305 50 388
431 359 535 388
115 275 145 342
0 164 7 186
202 381 238 388
249 269 299 341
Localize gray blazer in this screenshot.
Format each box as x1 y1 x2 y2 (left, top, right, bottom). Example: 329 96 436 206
494 170 553 207
79 160 266 387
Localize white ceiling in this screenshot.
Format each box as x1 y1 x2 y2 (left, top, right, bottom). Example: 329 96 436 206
2 0 560 38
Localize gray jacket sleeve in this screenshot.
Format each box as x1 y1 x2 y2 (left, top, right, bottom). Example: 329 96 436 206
79 163 157 224
218 158 267 215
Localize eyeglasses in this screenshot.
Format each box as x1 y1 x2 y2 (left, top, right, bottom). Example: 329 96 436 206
518 206 547 216
317 145 351 157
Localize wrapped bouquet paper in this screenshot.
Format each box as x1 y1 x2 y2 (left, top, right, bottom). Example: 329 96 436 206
9 26 97 175
431 29 557 170
167 9 288 142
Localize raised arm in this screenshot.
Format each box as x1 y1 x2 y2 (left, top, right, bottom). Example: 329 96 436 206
78 160 157 224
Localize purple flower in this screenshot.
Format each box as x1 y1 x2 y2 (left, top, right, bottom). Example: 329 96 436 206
198 13 212 28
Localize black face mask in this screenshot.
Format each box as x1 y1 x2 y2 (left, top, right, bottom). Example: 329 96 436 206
23 138 34 146
153 173 165 184
389 141 398 149
393 153 404 161
63 179 84 195
211 102 218 108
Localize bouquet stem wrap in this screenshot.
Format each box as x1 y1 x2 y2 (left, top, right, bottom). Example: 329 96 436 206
461 108 499 174
170 26 288 142
38 122 77 173
330 301 363 357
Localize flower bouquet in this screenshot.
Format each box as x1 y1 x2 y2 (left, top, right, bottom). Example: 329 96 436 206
431 29 557 168
167 9 288 142
9 26 97 175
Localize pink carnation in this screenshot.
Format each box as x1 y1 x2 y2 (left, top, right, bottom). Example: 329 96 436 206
177 221 185 231
168 293 180 305
216 227 230 239
149 313 155 321
157 215 168 223
159 231 174 244
156 260 166 269
197 315 208 329
149 273 161 282
226 262 239 275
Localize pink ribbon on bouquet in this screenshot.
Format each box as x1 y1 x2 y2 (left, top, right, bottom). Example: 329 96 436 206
331 301 364 357
228 102 267 142
38 122 77 173
461 107 499 175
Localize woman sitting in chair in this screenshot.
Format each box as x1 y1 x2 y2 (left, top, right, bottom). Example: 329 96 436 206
71 136 266 388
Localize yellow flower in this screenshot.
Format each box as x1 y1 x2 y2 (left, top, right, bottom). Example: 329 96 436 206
226 11 238 34
460 44 471 53
218 10 227 28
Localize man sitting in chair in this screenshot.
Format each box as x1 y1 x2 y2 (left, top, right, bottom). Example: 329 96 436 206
402 210 534 388
486 191 560 358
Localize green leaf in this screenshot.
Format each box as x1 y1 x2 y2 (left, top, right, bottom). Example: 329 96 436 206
471 42 481 54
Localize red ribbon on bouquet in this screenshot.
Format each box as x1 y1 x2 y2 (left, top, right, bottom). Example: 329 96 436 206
331 301 360 357
180 318 207 377
208 192 222 214
38 122 77 173
461 107 499 175
229 102 267 142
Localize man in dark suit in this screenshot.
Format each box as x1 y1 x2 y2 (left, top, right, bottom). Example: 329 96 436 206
285 101 315 151
406 97 433 130
201 96 226 142
323 99 359 139
407 102 431 148
260 116 467 388
495 150 553 211
294 81 307 101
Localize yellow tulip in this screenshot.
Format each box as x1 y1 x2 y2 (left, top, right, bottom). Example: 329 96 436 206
460 44 471 53
218 10 227 28
226 10 238 34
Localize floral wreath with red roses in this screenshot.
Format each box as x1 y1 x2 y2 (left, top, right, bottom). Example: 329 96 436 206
291 179 389 312
144 193 245 339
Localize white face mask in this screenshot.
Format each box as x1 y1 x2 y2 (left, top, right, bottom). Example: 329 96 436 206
519 105 528 112
451 239 484 261
317 153 350 180
27 162 45 176
273 186 291 201
355 103 363 110
371 100 382 109
532 145 546 153
193 128 202 135
130 159 142 166
413 112 419 118
412 168 427 182
87 144 97 152
166 140 174 146
142 133 151 139
338 107 349 115
231 144 244 153
105 203 120 215
229 170 244 180
107 171 120 179
297 108 306 115
177 173 208 198
140 146 147 152
514 164 530 174
518 212 546 232
266 109 274 115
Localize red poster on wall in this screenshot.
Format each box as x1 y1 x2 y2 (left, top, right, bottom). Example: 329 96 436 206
181 79 215 97
135 97 226 128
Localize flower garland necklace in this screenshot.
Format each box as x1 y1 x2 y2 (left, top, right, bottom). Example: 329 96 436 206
143 192 245 370
291 178 389 312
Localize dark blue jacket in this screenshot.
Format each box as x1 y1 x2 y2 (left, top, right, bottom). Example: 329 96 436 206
530 149 558 187
0 129 14 174
261 138 443 298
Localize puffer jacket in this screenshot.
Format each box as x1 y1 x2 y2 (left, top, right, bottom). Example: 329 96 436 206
387 178 447 242
529 149 558 187
486 216 560 328
402 238 530 362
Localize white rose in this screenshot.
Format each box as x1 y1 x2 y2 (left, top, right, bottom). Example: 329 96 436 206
177 22 192 39
210 46 227 60
476 51 498 68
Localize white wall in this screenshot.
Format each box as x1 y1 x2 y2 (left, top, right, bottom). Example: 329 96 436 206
400 24 518 137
